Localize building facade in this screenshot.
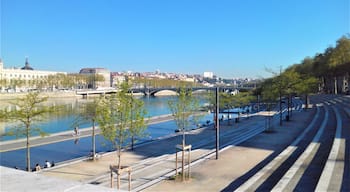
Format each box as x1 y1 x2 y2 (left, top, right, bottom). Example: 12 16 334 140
0 58 67 92
203 72 214 78
79 68 111 88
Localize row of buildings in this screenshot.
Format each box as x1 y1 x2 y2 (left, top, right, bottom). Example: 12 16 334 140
0 58 66 84
0 59 111 91
0 58 254 92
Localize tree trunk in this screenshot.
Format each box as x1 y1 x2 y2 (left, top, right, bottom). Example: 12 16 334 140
289 94 292 118
182 136 185 181
26 125 31 172
228 109 231 125
287 95 290 121
343 75 348 94
131 136 134 151
304 94 308 110
334 76 338 94
279 93 282 126
92 120 96 161
117 144 121 170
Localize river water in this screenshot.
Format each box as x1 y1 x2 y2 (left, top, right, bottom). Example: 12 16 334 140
1 95 225 170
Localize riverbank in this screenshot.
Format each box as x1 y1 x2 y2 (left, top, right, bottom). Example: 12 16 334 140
0 90 178 100
0 114 175 152
0 91 78 100
36 105 312 191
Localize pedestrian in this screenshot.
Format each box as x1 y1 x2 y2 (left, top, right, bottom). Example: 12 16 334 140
45 160 51 168
74 126 80 136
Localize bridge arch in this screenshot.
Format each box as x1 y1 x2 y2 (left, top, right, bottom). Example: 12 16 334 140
152 90 178 96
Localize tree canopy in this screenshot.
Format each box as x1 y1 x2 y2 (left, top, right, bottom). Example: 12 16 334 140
1 92 57 171
96 82 147 169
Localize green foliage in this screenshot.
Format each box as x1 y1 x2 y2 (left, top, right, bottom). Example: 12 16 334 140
128 94 148 142
261 35 350 95
261 77 279 102
206 89 255 110
328 37 350 71
168 86 201 145
5 93 54 136
73 98 100 127
1 92 57 171
232 92 255 107
96 82 147 167
295 75 319 95
133 77 196 88
73 98 102 159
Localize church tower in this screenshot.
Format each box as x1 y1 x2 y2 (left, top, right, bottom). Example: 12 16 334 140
21 57 34 70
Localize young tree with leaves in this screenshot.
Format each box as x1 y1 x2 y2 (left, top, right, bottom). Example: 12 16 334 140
0 92 56 171
129 93 148 150
73 98 101 160
168 86 201 148
96 82 147 170
168 86 201 180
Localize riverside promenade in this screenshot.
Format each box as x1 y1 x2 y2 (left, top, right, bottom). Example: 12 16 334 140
0 114 175 152
35 98 302 191
2 94 349 191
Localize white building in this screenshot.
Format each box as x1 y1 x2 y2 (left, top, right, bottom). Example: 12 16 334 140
0 58 67 92
110 72 126 87
203 72 214 78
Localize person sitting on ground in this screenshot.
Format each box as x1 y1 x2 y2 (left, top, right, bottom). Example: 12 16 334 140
45 160 51 168
89 150 100 160
35 164 41 171
51 161 55 167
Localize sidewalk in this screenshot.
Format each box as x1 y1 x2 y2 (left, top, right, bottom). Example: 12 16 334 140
35 105 314 191
145 109 315 191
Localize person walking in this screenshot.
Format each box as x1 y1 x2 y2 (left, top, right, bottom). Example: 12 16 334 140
74 126 80 136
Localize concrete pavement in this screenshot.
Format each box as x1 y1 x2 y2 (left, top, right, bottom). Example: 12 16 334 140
32 104 313 191
145 109 315 192
1 98 313 192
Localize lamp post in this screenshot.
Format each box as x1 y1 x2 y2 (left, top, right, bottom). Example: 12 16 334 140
279 66 283 126
215 87 220 159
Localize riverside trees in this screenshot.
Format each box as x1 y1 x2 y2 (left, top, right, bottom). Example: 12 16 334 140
0 92 56 171
259 36 349 107
292 36 350 94
168 86 201 180
261 67 318 123
73 98 101 160
96 82 147 189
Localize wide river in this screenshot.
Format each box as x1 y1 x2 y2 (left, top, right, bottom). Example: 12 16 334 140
0 95 225 170
0 95 215 141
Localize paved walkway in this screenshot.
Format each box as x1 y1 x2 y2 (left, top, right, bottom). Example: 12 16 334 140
0 114 175 152
145 109 314 192
34 101 312 191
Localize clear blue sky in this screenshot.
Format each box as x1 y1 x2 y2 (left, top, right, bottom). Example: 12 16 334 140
1 0 349 78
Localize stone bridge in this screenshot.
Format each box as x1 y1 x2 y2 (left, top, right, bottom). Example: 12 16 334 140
76 86 254 97
131 86 254 96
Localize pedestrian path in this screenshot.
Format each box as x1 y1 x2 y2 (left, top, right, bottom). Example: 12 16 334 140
4 97 316 192
0 114 175 152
